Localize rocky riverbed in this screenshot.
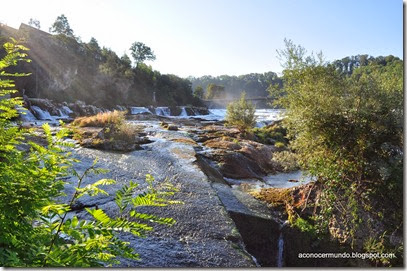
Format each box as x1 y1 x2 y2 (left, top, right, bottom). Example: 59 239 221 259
27 113 366 267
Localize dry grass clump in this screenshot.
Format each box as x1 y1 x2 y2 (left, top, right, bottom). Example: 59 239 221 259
72 110 126 127
250 187 293 207
110 124 143 142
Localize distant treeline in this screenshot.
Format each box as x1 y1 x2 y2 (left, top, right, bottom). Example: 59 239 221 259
188 54 401 102
0 17 202 108
188 72 282 100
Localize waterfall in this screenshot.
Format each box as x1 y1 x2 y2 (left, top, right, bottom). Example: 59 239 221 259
60 105 73 115
18 106 38 121
130 107 151 115
155 107 171 116
276 232 284 267
57 105 74 119
31 105 55 121
179 107 188 117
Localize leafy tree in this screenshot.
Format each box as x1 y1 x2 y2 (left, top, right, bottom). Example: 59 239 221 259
28 18 41 29
87 37 101 52
129 42 156 66
120 53 132 69
273 39 403 254
205 83 225 99
49 14 74 37
225 92 256 132
193 85 204 99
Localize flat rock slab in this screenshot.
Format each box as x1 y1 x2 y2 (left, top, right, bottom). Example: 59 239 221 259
61 122 255 267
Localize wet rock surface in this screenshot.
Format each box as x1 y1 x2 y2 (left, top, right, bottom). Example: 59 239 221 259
60 120 256 267
43 115 359 267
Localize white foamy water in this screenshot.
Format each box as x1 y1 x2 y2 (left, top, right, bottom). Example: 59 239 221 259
131 107 152 115
17 106 38 121
155 107 171 116
31 105 55 121
194 108 285 126
179 107 188 117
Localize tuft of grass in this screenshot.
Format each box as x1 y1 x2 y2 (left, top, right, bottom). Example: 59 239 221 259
110 124 142 142
250 187 292 207
72 110 126 127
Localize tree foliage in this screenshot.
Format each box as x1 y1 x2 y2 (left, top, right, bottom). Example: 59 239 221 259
189 72 282 101
272 39 403 255
0 27 200 107
205 83 225 99
193 85 204 99
225 92 256 132
130 42 156 65
49 14 74 37
28 18 41 29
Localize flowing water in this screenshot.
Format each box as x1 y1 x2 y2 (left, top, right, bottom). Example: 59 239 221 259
194 108 285 126
31 105 55 121
155 106 171 116
277 232 284 267
179 107 188 117
17 106 38 121
129 106 284 126
130 107 151 115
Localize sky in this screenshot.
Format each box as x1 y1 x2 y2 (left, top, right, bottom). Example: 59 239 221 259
0 0 403 78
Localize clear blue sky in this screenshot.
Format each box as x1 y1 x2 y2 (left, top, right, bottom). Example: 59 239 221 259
1 0 403 77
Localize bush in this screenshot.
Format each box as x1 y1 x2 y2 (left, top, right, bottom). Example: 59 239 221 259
273 40 403 257
251 121 288 146
225 92 256 132
109 123 143 142
72 110 126 127
272 150 299 172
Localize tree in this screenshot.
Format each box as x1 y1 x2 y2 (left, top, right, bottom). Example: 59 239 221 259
129 42 156 66
49 14 74 37
120 53 132 69
193 85 204 99
28 18 40 29
205 83 225 99
87 37 101 52
273 39 403 254
225 92 256 132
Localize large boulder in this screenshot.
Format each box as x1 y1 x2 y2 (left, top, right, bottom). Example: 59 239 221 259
186 106 209 116
202 136 281 179
75 125 151 152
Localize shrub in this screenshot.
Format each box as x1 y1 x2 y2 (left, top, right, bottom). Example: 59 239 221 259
72 110 126 127
110 123 143 142
225 92 256 132
251 121 288 146
274 141 285 148
273 39 403 257
272 150 299 172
